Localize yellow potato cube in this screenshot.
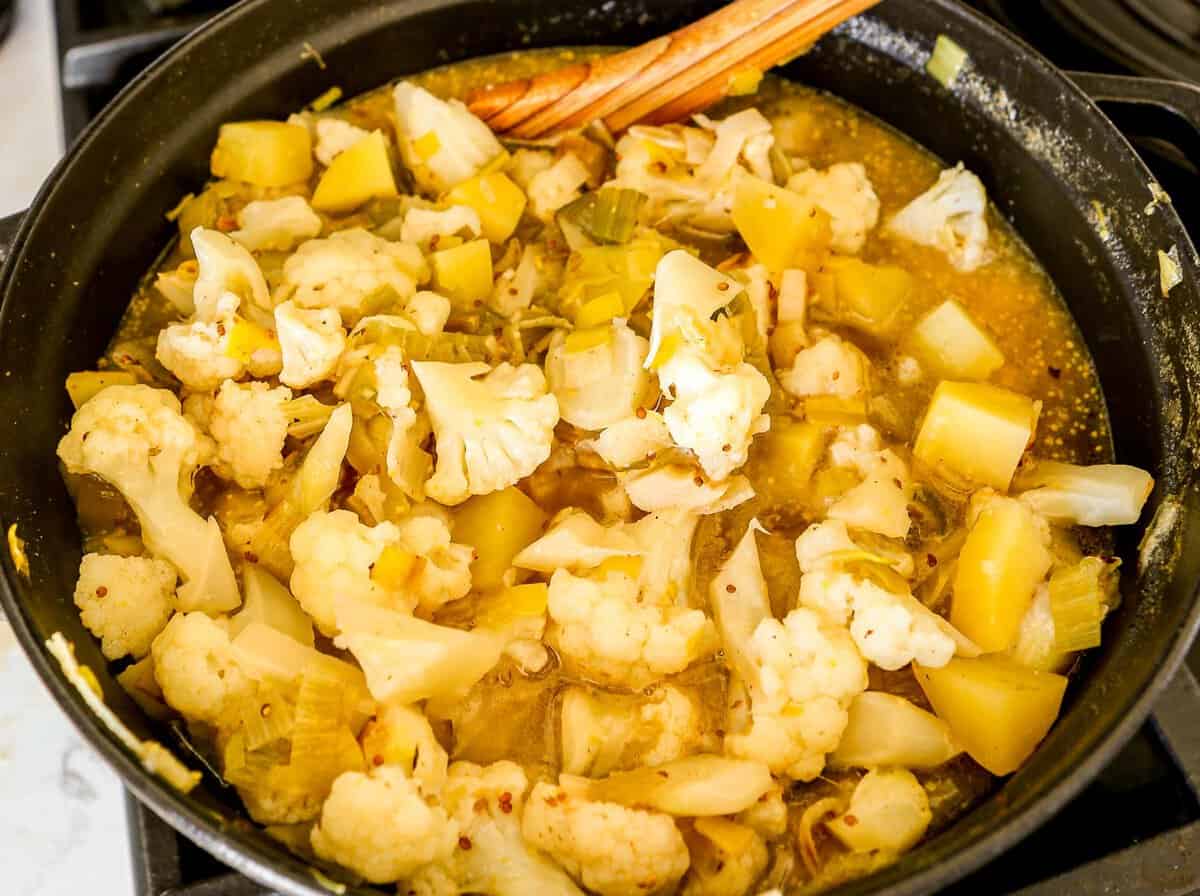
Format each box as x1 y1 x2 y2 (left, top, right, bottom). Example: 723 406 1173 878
908 299 1005 380
574 292 624 328
210 121 313 187
564 325 614 354
732 174 831 272
445 171 527 244
915 655 1067 775
914 381 1039 489
66 371 138 409
370 544 419 591
825 256 913 336
452 487 548 591
432 239 494 309
952 496 1052 651
476 582 549 631
312 130 398 214
753 420 828 503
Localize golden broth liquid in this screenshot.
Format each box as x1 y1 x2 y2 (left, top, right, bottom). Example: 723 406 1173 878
98 48 1113 894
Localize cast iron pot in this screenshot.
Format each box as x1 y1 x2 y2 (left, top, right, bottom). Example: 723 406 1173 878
2 1 1200 894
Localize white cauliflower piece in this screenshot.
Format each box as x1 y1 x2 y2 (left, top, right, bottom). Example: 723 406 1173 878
490 243 543 317
825 424 912 539
725 608 868 781
405 290 452 335
393 513 473 614
207 380 291 489
779 334 867 398
787 162 880 255
630 510 704 606
523 781 691 896
547 568 718 689
151 612 251 728
580 411 673 469
794 518 914 579
283 229 428 324
74 553 176 660
413 360 559 505
711 526 867 781
274 300 346 389
230 196 323 253
826 768 932 855
191 227 270 319
408 761 584 896
156 318 244 392
401 205 482 246
545 321 651 431
797 570 965 671
314 117 370 166
57 384 239 613
621 466 753 514
289 509 405 635
310 766 457 884
393 82 504 194
659 350 771 481
887 163 992 272
649 251 771 480
514 509 641 572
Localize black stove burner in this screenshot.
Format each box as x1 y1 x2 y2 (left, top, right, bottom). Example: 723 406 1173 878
48 0 1200 892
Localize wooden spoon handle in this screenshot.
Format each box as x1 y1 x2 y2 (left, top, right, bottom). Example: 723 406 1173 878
468 0 880 138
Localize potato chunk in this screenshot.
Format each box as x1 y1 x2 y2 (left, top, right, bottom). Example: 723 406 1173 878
452 487 547 591
915 654 1067 775
445 171 527 244
312 130 398 213
732 175 832 272
210 121 313 187
823 257 913 336
952 496 1052 651
753 420 828 504
913 381 1039 489
431 239 494 309
908 299 1004 380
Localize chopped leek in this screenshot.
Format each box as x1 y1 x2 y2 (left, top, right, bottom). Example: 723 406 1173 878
559 230 675 317
558 188 648 245
307 87 343 112
239 687 297 751
928 35 968 88
1048 556 1118 653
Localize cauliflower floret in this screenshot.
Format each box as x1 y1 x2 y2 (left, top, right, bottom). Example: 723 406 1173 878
405 290 452 335
523 781 691 896
314 117 370 166
393 82 504 194
191 227 271 319
207 380 291 489
274 300 346 389
156 318 244 392
561 685 708 777
283 229 428 324
393 514 473 614
401 205 483 246
409 761 584 896
621 465 753 514
726 608 868 780
797 570 961 671
73 553 176 660
311 766 457 884
887 163 992 272
56 384 239 613
514 509 641 572
826 768 932 855
413 361 559 506
779 334 867 398
659 350 771 481
648 251 771 480
682 817 769 896
794 518 914 579
289 510 408 635
527 153 592 219
824 424 912 539
580 411 673 469
545 322 651 431
547 568 718 689
787 162 880 255
230 196 323 252
151 611 251 727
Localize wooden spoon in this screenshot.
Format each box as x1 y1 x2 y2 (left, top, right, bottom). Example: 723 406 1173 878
468 0 881 138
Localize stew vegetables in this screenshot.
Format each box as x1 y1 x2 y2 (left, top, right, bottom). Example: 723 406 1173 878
56 50 1155 895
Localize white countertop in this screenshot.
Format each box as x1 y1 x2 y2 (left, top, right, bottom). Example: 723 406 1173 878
1 3 135 893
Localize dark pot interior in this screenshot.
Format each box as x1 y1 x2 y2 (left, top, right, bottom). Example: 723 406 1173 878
1 1 1199 894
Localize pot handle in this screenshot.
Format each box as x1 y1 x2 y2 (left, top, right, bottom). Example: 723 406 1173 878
1068 71 1200 134
0 210 25 270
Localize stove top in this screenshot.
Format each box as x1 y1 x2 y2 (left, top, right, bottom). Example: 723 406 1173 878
49 0 1200 893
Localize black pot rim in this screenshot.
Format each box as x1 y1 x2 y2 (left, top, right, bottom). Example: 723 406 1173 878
2 1 1198 894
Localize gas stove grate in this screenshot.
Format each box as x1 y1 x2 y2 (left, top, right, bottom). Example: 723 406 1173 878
128 665 1200 896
